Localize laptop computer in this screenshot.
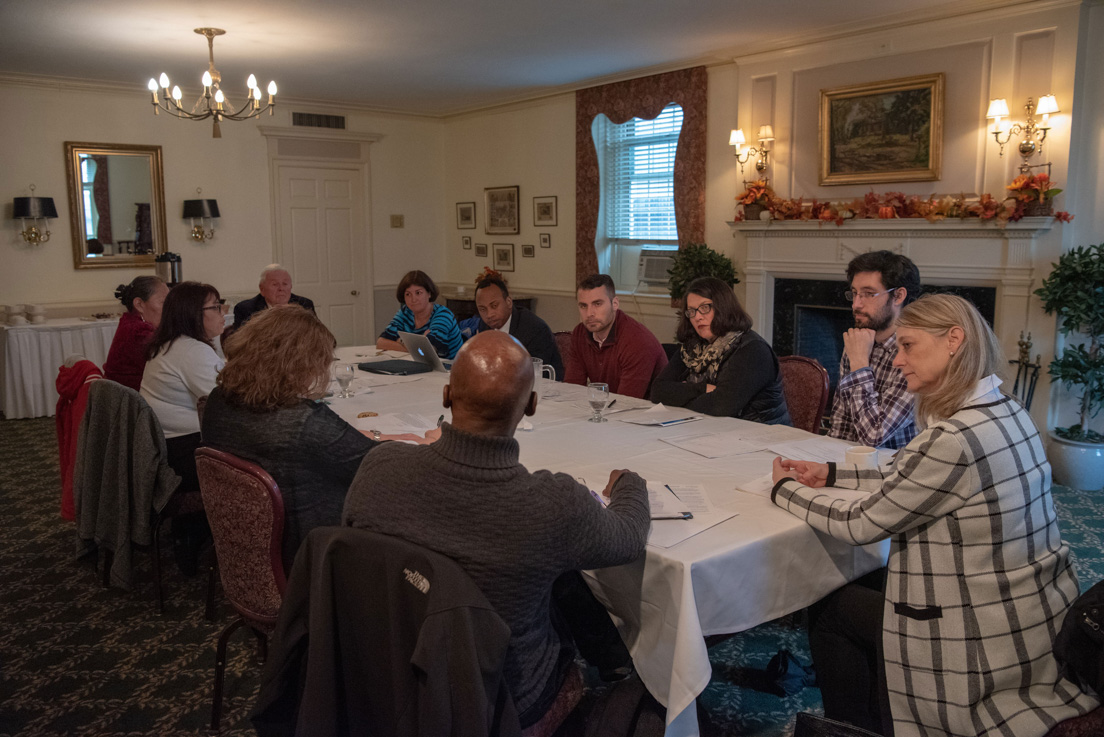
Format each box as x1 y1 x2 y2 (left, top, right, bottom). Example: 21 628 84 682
358 331 451 375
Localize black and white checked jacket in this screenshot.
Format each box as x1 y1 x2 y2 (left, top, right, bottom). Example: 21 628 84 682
774 388 1099 736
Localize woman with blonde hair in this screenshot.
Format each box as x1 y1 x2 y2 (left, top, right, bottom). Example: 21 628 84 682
202 305 426 570
771 294 1097 736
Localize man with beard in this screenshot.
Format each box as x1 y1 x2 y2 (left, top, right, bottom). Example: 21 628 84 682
828 250 920 449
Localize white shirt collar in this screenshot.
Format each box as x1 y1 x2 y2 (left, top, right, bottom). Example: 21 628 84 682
967 374 1003 403
497 315 512 334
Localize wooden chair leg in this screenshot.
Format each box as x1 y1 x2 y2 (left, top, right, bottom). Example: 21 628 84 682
210 616 246 735
152 520 164 614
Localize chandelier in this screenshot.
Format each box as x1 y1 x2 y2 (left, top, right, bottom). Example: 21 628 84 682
148 28 277 138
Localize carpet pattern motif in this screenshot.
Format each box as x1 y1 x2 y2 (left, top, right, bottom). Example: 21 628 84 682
1 416 1101 736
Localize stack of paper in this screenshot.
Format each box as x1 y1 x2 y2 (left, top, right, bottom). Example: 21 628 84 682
618 404 702 427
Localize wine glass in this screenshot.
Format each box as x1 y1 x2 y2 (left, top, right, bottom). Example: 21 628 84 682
334 363 356 399
587 382 610 423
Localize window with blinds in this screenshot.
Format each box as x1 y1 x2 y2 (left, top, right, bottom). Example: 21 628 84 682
601 103 683 244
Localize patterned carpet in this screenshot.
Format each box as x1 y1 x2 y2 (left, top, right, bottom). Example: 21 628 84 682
1 415 1101 736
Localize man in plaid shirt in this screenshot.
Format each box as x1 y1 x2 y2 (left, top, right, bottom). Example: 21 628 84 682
829 251 920 449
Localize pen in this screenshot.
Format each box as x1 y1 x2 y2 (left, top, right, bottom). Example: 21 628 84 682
607 399 617 410
664 483 683 501
437 414 444 428
651 512 693 520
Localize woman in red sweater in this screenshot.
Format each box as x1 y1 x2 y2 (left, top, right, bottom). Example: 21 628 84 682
103 276 168 391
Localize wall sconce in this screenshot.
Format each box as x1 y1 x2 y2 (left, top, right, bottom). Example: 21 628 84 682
986 95 1058 172
729 125 774 176
182 192 220 242
12 185 58 245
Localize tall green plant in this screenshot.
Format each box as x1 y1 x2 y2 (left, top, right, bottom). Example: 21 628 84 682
1034 243 1104 443
666 243 739 302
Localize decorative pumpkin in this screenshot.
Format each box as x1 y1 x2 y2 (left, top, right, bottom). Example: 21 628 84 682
878 206 896 219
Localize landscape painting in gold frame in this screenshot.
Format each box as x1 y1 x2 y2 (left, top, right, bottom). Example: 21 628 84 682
819 73 944 186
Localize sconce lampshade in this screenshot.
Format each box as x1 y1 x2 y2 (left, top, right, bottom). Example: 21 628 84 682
728 129 746 146
986 99 1010 119
13 196 58 220
182 199 220 219
757 125 775 142
1035 94 1059 115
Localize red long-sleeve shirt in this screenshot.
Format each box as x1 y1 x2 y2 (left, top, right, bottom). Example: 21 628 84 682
564 310 667 399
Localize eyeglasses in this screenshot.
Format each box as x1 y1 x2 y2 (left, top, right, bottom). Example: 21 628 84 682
202 300 228 314
844 288 899 303
684 303 714 319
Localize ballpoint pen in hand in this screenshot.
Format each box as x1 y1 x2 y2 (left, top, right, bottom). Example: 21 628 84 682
437 414 445 428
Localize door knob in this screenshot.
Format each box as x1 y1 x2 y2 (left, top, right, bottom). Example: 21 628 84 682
350 290 359 296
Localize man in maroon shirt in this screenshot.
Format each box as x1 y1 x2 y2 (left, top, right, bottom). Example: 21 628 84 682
564 274 668 399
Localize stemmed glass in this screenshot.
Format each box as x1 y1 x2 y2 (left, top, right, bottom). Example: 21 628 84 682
334 363 356 399
587 382 610 423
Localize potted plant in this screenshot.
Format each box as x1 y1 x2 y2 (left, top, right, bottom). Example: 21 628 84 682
666 243 739 306
1033 242 1104 490
1006 172 1062 218
736 180 775 221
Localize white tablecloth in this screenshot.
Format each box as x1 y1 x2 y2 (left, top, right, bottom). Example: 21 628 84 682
329 347 889 736
0 318 119 419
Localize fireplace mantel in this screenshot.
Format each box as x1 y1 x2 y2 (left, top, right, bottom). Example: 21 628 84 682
727 217 1056 355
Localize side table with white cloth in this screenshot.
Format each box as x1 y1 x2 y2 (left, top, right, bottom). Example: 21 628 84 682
327 347 889 737
1 318 118 419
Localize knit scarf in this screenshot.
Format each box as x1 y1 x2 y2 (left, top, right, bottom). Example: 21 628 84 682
680 331 743 384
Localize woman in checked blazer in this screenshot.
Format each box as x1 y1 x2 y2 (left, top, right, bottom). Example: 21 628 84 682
771 294 1098 737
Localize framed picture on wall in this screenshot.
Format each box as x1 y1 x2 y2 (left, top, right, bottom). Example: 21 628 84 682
462 236 472 250
456 202 476 229
539 233 551 248
521 244 536 258
493 243 515 271
485 185 520 234
818 73 944 185
533 196 557 226
475 243 488 257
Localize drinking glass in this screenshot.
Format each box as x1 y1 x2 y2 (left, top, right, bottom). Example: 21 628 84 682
587 382 610 423
334 363 356 399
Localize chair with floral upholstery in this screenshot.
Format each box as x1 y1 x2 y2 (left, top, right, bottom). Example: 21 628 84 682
554 331 575 380
195 447 286 734
778 355 830 435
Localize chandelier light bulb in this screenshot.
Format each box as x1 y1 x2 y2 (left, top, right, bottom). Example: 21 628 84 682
247 74 257 89
148 78 158 92
159 73 170 89
214 89 225 103
252 86 261 100
172 85 183 101
267 81 277 96
202 71 213 88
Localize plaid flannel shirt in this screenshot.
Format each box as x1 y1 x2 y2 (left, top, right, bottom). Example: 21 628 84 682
829 333 917 449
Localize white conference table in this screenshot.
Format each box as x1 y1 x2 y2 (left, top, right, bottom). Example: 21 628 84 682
1 318 119 420
330 347 888 737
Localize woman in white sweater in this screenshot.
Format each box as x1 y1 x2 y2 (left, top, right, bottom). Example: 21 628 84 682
772 294 1097 737
140 281 227 573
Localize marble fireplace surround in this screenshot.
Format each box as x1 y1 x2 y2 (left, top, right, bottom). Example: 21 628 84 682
728 218 1055 356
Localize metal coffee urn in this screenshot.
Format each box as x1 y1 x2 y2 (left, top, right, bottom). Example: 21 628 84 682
155 252 183 285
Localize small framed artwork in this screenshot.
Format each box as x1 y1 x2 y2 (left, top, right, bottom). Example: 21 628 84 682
493 243 515 272
485 185 520 235
819 73 944 185
521 244 536 258
462 236 472 250
533 195 557 226
456 202 476 229
539 233 551 249
475 243 488 257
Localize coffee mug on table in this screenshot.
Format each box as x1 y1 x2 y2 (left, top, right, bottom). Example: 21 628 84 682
845 445 880 470
531 356 556 397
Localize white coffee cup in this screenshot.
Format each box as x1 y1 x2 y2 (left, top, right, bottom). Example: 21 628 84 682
30 315 46 324
9 315 28 325
845 445 880 470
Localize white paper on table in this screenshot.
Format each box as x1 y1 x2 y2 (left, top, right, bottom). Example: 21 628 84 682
734 472 777 498
648 483 692 518
660 429 766 458
661 484 714 514
767 436 852 463
618 404 702 427
354 412 439 435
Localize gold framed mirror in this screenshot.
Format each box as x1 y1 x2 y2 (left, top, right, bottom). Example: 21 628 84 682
64 142 167 269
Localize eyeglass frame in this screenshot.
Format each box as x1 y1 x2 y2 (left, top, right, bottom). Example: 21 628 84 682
843 287 900 303
683 302 715 319
202 299 228 314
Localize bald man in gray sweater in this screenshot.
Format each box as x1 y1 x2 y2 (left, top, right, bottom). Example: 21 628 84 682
343 331 650 728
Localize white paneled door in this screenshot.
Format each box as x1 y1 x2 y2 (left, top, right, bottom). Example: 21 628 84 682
275 165 369 346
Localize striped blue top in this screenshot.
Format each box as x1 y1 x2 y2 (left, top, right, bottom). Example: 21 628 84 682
379 303 463 359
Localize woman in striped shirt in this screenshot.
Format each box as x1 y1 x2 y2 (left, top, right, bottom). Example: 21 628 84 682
377 270 463 359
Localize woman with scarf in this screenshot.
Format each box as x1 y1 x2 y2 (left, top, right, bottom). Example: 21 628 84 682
650 276 791 425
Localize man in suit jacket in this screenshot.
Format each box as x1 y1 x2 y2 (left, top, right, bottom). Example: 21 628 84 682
471 275 563 380
232 264 316 329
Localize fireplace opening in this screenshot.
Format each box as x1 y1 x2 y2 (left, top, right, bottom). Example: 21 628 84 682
772 278 997 407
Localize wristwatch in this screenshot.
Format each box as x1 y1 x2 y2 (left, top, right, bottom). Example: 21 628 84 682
371 430 382 441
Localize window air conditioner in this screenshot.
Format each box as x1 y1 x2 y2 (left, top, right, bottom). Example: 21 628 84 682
638 253 675 286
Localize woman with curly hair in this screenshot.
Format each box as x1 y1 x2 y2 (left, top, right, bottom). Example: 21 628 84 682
202 305 429 570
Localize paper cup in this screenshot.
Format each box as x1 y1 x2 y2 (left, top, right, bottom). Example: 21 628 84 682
845 445 880 470
8 315 28 325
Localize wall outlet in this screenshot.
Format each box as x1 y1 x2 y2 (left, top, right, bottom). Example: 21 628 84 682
390 214 404 228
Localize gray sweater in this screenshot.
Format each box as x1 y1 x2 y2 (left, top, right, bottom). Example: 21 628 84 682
342 423 650 723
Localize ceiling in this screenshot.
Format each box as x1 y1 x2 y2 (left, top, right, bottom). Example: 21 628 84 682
0 0 1025 117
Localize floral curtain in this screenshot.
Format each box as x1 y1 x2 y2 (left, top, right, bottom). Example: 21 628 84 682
575 66 707 284
91 155 113 245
